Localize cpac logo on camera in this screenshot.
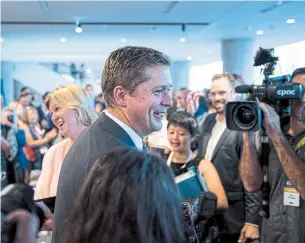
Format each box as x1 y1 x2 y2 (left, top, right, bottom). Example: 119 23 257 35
277 89 296 96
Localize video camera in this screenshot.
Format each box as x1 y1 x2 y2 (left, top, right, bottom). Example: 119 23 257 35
226 47 304 132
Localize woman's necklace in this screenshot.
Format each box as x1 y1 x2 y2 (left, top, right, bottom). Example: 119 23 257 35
167 151 193 167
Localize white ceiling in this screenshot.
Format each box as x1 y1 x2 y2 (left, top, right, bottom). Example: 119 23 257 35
1 1 305 76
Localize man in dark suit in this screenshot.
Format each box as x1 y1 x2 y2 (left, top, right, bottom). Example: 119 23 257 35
52 46 173 242
198 73 261 243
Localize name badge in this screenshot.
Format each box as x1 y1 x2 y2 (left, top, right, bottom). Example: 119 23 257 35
284 184 300 207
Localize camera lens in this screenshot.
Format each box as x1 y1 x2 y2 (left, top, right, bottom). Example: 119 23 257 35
237 107 255 124
233 105 257 130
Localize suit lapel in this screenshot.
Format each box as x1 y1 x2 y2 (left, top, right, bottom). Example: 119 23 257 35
199 114 217 157
211 128 231 161
201 133 211 158
97 113 136 148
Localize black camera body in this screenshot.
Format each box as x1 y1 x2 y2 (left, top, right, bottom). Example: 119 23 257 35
7 115 14 124
226 82 304 131
226 101 262 132
226 47 304 132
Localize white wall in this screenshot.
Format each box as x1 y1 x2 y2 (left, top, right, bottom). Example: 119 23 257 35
13 63 72 94
188 61 223 91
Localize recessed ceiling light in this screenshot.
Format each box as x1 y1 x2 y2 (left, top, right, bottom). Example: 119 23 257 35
120 38 127 43
208 49 212 54
75 25 82 33
180 37 186 43
186 56 192 61
86 68 92 74
0 38 4 43
60 38 67 43
256 30 264 36
286 18 296 24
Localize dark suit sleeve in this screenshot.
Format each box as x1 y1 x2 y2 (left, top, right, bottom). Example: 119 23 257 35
244 190 262 225
238 132 262 226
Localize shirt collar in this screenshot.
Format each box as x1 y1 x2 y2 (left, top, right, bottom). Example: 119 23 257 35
103 110 144 151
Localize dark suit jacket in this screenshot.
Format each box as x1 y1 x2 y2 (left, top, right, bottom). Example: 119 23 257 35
198 113 261 235
52 113 136 242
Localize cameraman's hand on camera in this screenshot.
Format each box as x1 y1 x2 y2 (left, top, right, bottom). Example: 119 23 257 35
1 115 17 131
6 209 38 243
238 224 259 243
41 213 54 231
259 102 282 139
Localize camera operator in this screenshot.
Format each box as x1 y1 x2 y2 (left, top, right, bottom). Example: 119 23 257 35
198 73 261 243
240 67 305 243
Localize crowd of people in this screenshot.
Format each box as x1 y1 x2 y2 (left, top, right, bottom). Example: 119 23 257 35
1 46 305 243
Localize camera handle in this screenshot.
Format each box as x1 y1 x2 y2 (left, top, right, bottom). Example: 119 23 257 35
259 128 270 218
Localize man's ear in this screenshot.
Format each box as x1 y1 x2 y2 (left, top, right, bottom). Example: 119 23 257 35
113 86 127 107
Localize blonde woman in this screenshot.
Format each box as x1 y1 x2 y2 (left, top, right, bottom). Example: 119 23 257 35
35 84 97 200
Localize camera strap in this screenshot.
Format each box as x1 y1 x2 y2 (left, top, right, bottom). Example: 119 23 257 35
295 135 305 152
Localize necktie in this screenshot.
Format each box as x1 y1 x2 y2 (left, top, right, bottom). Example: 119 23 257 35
142 141 149 152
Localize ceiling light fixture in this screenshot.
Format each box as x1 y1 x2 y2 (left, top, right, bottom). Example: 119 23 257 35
187 56 192 61
60 38 67 43
75 21 82 33
0 38 4 43
286 18 296 24
120 38 127 43
256 30 264 36
180 37 186 43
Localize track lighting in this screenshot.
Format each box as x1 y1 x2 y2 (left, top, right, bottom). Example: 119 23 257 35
75 21 82 33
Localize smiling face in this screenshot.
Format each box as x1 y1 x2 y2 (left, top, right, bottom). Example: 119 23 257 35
49 99 81 138
167 124 192 153
210 77 233 114
124 66 173 137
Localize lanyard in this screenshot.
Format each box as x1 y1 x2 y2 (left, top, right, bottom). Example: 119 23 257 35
166 151 193 168
295 135 305 152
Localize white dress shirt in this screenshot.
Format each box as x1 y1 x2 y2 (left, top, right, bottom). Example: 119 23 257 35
103 110 144 151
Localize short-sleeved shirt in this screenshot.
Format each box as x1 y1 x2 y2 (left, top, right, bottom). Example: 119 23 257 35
262 131 305 243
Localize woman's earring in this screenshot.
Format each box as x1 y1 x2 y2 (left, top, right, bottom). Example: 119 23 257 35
75 113 79 124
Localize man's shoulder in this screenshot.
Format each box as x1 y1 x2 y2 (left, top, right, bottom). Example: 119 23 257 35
204 112 217 123
200 113 217 132
65 121 123 161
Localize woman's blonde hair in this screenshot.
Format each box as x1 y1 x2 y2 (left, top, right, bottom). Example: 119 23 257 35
46 84 97 126
21 105 38 124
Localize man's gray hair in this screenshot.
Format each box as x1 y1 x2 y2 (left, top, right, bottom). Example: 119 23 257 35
211 72 244 89
212 72 246 100
101 46 171 108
